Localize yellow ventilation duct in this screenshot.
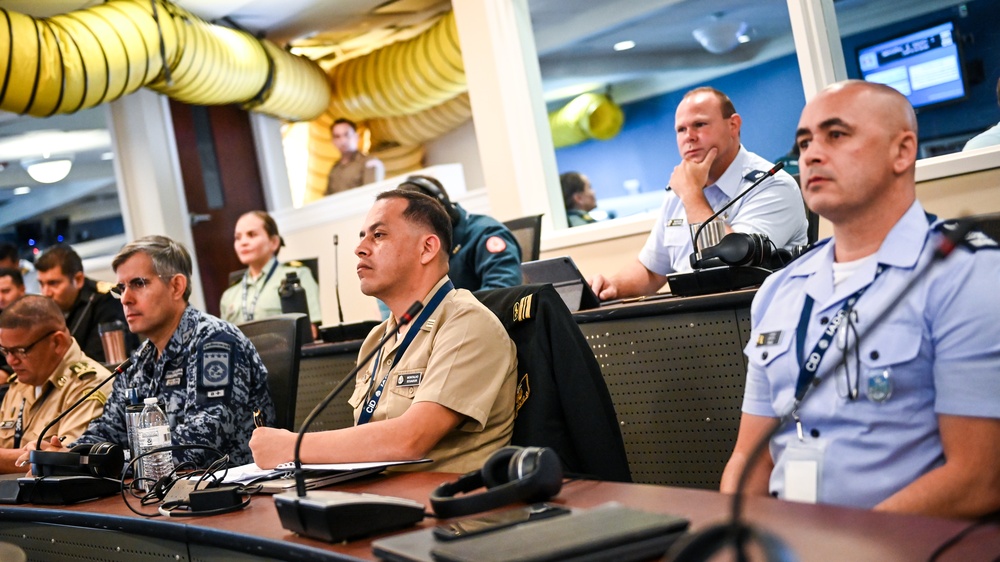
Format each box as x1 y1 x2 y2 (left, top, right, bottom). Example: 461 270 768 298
549 93 625 149
327 11 465 121
368 93 471 147
0 0 330 121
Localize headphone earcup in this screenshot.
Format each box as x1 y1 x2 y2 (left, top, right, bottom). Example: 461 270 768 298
483 447 520 488
513 447 564 501
72 442 124 479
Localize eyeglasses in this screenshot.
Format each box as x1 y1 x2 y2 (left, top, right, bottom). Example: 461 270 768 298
0 330 58 360
110 276 172 300
835 309 861 400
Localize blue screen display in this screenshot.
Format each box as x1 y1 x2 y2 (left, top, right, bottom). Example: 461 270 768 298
857 21 966 109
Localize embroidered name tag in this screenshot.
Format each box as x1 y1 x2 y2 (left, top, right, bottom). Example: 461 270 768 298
666 218 684 227
165 369 183 387
757 331 782 346
0 421 15 429
396 373 422 387
206 389 226 398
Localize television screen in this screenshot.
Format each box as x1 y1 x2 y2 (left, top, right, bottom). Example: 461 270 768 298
857 21 966 109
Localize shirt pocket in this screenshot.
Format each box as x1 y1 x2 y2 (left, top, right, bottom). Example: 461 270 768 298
662 225 691 248
746 323 796 371
347 372 373 410
859 323 921 369
385 369 421 419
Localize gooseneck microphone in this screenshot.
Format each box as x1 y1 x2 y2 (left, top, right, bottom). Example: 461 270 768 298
333 234 345 325
690 161 785 264
670 219 977 562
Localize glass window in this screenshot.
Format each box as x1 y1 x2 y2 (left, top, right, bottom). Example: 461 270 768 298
531 0 806 225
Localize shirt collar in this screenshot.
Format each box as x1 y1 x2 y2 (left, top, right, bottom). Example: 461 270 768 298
711 145 751 199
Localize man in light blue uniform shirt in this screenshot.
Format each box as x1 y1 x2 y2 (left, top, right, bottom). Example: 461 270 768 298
721 80 1000 518
590 87 807 300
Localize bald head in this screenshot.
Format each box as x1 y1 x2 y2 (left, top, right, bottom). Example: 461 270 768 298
819 80 917 137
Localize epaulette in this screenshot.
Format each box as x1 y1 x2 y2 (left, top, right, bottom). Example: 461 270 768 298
94 280 115 294
8 373 19 385
68 361 98 380
933 219 999 252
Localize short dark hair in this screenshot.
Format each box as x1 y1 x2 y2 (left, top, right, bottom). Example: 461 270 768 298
35 244 83 277
0 267 24 288
375 190 453 259
0 242 18 264
683 86 737 119
332 118 357 132
112 235 193 302
560 172 588 209
0 294 66 332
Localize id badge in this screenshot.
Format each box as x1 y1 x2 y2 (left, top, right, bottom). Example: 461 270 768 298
783 438 826 504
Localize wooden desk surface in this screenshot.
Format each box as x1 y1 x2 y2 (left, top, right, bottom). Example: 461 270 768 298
1 472 998 561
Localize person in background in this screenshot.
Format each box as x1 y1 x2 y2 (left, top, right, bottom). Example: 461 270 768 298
35 244 136 364
963 77 1000 152
589 87 808 300
250 190 517 473
721 80 1000 518
325 118 385 195
0 242 38 294
0 295 108 473
25 236 276 468
398 175 522 291
219 211 321 338
0 268 27 385
560 171 599 227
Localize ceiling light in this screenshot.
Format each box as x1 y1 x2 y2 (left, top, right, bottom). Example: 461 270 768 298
613 40 635 52
12 186 31 195
692 15 748 55
23 158 73 183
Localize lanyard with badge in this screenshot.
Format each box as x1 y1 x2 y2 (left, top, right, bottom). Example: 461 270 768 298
357 281 454 425
240 259 279 321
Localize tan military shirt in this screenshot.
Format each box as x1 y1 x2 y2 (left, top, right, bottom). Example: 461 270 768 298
349 276 517 473
325 151 383 195
0 340 109 449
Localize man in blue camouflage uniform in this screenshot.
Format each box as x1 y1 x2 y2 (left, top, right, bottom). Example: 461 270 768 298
29 236 274 468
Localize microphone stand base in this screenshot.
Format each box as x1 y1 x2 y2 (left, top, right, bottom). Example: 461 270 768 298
16 476 121 505
275 490 425 543
667 266 773 297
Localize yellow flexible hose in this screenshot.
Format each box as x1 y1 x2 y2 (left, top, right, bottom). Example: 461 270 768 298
549 93 625 148
0 0 330 121
368 93 471 147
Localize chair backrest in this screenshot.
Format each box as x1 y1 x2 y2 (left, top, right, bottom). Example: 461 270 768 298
475 284 632 482
237 313 309 431
502 214 544 263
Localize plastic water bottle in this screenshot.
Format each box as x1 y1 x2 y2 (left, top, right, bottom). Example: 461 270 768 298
137 397 173 489
124 388 145 480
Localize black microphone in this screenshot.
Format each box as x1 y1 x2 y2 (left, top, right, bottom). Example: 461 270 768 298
670 219 977 562
690 161 785 266
275 301 424 539
333 234 345 325
317 234 381 343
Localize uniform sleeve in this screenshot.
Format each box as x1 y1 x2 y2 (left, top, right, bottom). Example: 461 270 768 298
74 374 129 448
298 267 323 324
219 284 241 323
638 194 682 275
471 226 523 290
729 172 808 249
55 376 107 444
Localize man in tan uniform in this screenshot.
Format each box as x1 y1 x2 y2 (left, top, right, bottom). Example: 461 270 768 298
0 295 108 473
251 189 518 473
325 118 385 195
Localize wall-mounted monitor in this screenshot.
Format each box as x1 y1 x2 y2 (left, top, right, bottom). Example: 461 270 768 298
857 21 967 110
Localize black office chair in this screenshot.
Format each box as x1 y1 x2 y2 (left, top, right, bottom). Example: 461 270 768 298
237 313 310 431
502 214 543 263
474 283 632 482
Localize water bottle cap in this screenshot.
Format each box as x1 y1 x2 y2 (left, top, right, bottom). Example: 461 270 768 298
143 397 158 405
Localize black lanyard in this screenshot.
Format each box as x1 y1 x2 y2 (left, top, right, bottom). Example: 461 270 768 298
793 265 885 401
241 258 279 321
13 397 25 449
357 281 454 425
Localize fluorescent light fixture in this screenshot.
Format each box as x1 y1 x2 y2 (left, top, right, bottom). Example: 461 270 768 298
12 186 31 195
613 40 636 52
23 158 73 183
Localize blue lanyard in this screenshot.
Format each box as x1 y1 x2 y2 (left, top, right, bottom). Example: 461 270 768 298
241 258 279 321
793 265 885 401
357 281 454 425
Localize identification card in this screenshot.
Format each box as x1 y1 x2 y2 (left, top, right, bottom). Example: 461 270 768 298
783 438 826 504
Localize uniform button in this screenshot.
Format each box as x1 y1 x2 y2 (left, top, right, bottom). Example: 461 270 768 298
820 317 829 325
761 351 768 360
810 428 820 438
870 351 879 360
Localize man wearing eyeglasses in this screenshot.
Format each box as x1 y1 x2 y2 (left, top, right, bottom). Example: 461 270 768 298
721 81 1000 518
28 236 275 468
0 295 109 473
35 244 137 364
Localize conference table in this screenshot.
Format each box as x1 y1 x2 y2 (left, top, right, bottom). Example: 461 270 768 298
0 472 997 561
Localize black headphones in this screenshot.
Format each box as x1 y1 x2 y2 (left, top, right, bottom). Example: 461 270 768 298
30 442 125 479
399 175 461 226
429 446 564 518
695 232 774 268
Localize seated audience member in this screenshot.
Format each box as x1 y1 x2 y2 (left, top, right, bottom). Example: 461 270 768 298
325 118 385 195
0 267 27 382
26 236 275 467
720 80 1000 518
560 172 599 227
250 190 517 473
398 175 522 291
220 211 322 337
35 244 136 364
0 296 108 473
589 87 808 300
0 242 38 294
964 77 1000 152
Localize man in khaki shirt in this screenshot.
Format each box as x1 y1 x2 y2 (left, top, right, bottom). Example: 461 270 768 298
0 295 109 473
251 189 517 473
325 118 385 195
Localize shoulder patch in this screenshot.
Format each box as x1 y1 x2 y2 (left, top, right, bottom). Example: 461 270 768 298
485 236 507 254
86 390 108 406
512 294 534 323
94 281 114 294
743 169 767 182
201 341 233 388
934 219 1000 252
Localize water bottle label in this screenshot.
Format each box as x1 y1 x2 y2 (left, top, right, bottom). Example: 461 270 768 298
137 425 171 448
